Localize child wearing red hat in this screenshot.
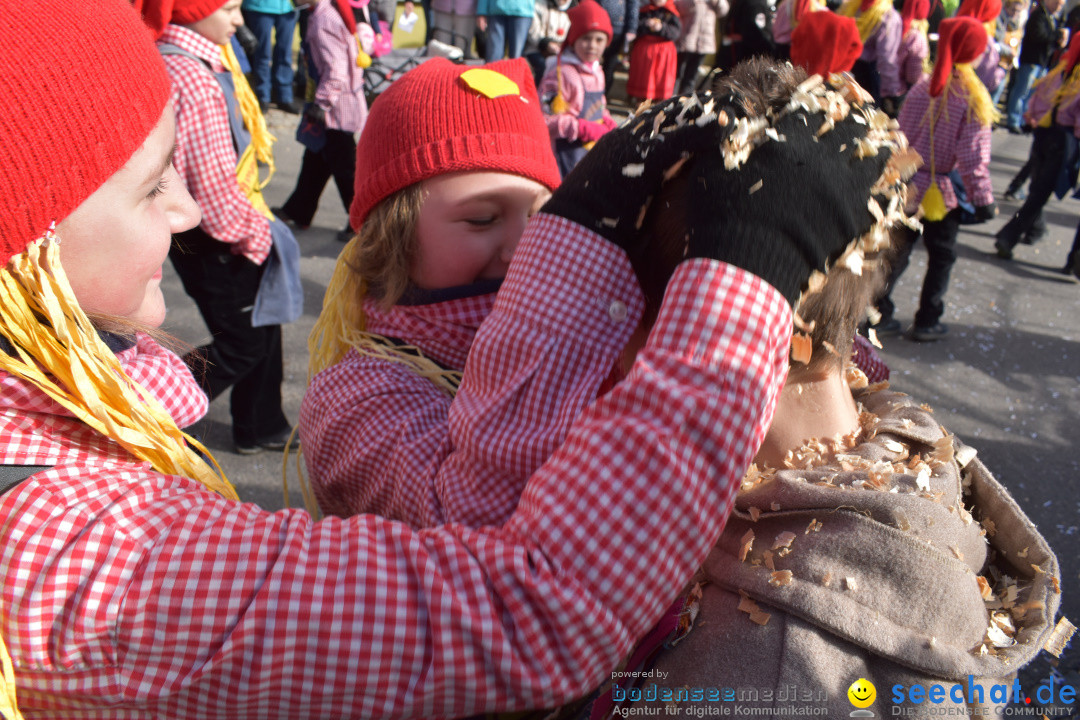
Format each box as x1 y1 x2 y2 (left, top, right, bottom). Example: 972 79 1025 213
137 0 304 455
874 16 998 342
626 0 682 103
839 0 904 112
790 10 864 77
897 0 931 95
958 0 1009 102
539 0 619 176
0 3 862 717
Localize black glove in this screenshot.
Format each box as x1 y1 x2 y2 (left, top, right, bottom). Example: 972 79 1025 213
685 106 893 306
236 24 259 60
542 93 737 252
972 202 997 222
304 103 326 126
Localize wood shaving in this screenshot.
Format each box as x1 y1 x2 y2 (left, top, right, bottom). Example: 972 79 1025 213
763 550 776 570
737 591 772 626
867 328 882 348
846 364 869 390
622 163 645 177
600 217 618 228
951 545 964 561
806 519 823 534
738 529 754 562
749 179 763 194
748 506 761 522
822 571 833 587
845 576 858 592
662 154 690 182
791 332 812 364
1016 546 1028 558
772 531 796 550
1043 617 1076 658
977 576 993 600
770 502 782 512
954 444 977 468
930 435 954 463
769 570 794 587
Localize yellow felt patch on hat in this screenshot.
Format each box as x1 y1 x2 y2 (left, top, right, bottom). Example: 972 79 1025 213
460 68 521 99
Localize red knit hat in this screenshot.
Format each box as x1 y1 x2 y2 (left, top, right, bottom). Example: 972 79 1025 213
791 11 864 77
135 0 228 38
1062 33 1080 74
930 16 988 96
956 0 1001 22
566 0 614 48
901 0 931 37
349 58 561 228
1 0 172 267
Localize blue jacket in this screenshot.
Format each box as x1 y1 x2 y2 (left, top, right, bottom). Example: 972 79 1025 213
242 0 296 14
598 0 640 36
478 0 536 18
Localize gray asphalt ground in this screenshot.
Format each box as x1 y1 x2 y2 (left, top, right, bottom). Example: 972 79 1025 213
161 105 1080 680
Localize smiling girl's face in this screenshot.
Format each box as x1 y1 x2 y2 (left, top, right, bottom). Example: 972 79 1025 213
409 171 551 289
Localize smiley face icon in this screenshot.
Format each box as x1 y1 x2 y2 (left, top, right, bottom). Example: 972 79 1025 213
847 678 876 709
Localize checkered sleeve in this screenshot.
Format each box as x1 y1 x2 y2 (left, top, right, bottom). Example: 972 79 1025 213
955 116 994 208
301 215 645 527
165 54 272 265
8 259 790 719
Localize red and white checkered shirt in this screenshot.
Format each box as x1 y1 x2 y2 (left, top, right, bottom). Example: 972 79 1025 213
159 24 272 265
308 0 369 133
302 214 646 526
898 75 995 213
1 218 791 719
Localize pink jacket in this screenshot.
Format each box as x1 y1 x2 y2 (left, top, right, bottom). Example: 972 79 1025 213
308 0 369 133
539 52 614 142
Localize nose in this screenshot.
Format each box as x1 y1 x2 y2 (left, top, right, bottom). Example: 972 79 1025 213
165 166 202 233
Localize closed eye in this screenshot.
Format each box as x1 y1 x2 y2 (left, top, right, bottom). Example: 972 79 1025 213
147 177 169 200
465 216 496 227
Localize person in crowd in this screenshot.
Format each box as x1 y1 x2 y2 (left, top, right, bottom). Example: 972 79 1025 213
728 0 778 62
771 0 825 59
790 9 862 78
612 60 1063 720
142 0 304 454
431 0 480 55
524 0 575 83
840 0 903 111
478 0 535 60
626 0 681 102
541 0 618 175
242 0 302 112
960 0 1008 102
674 0 727 92
599 0 641 95
897 0 930 96
1003 0 1067 133
275 0 372 244
875 16 997 342
0 2 868 718
995 35 1080 257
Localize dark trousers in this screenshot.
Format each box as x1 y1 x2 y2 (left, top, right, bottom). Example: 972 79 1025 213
281 128 357 227
603 33 630 98
878 209 962 328
1068 217 1080 270
169 227 288 446
675 51 705 94
996 125 1069 250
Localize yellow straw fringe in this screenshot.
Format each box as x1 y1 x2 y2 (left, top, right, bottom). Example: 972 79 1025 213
221 43 275 188
840 0 892 42
0 629 23 720
1034 63 1080 127
952 63 1000 127
0 234 237 500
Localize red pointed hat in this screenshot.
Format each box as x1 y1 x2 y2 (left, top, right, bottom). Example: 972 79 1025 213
956 0 1002 22
2 0 172 265
134 0 228 38
349 58 561 229
566 0 614 47
1061 33 1080 74
930 16 988 96
791 11 864 77
901 0 930 36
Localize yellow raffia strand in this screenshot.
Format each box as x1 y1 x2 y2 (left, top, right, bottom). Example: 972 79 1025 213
0 627 24 720
0 235 237 500
951 63 1000 127
839 0 892 42
284 235 462 513
220 42 276 189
